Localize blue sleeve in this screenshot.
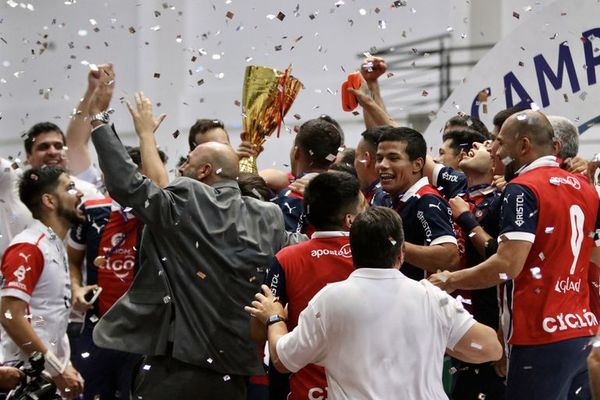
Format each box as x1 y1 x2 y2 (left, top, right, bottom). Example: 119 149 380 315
272 190 304 233
266 256 288 306
416 195 457 245
436 166 468 199
499 184 538 241
372 188 392 208
69 205 88 247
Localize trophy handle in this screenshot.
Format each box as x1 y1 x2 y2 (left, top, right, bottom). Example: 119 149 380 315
239 156 258 174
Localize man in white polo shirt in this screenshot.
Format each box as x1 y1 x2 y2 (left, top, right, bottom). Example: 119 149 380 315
246 206 502 400
0 166 85 399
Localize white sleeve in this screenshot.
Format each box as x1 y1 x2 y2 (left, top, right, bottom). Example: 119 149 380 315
422 280 476 350
276 301 328 373
76 165 103 191
431 163 444 187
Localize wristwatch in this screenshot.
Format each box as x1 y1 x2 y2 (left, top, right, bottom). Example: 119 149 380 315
266 315 287 327
90 110 111 124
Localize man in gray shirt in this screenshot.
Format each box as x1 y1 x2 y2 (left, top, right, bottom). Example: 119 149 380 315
87 66 300 399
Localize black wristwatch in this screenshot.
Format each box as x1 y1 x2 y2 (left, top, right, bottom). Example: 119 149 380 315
266 315 287 327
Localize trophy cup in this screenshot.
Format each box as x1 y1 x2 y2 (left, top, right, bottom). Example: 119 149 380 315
239 65 303 173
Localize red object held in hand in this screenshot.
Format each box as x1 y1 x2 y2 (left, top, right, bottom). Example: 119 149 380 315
341 72 362 112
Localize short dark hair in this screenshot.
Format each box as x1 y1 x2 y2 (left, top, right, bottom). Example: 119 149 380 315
318 115 344 144
444 114 489 139
492 106 528 130
336 147 355 166
379 127 427 162
188 119 226 150
361 126 394 151
237 172 272 201
329 162 358 178
19 166 65 218
304 171 361 230
295 119 342 169
441 129 487 155
24 122 65 154
350 206 404 269
125 146 168 168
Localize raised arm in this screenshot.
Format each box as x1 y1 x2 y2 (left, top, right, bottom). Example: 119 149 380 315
88 66 186 228
65 65 109 175
126 92 169 188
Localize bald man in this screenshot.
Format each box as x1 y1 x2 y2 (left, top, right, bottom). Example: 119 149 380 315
85 69 302 400
431 110 600 399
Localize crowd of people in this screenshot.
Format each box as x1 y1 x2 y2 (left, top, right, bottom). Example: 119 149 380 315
0 55 599 400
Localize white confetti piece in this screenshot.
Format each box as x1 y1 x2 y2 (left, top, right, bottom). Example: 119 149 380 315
539 252 545 261
223 375 231 381
501 156 513 166
358 8 366 15
81 352 90 358
470 342 483 350
207 358 213 364
530 267 542 279
162 296 171 304
143 364 151 371
325 154 337 162
499 273 508 280
545 227 554 234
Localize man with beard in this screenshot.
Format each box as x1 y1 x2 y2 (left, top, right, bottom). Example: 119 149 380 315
0 166 85 399
430 110 600 399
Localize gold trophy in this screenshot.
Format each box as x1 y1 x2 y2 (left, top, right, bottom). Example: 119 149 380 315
239 65 303 173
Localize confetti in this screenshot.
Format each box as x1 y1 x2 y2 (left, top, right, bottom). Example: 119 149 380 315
501 156 513 166
81 352 90 359
470 342 483 350
197 79 204 86
539 252 545 261
580 91 588 101
513 11 520 19
315 311 321 318
530 102 541 112
89 314 99 323
162 296 171 304
530 267 542 279
172 130 180 138
128 26 136 34
421 90 429 97
225 11 234 19
468 232 477 238
378 20 387 30
499 273 508 280
223 375 231 381
3 311 12 319
545 227 554 234
153 73 161 79
277 11 286 21
359 8 366 15
150 25 161 31
143 364 151 371
439 297 449 306
197 271 207 279
325 154 336 162
207 358 213 364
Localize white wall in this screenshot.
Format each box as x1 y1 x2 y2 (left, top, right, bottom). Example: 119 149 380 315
2 0 595 173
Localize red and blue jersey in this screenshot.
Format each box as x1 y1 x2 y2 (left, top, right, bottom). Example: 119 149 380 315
266 232 355 400
68 198 142 316
461 185 503 330
392 178 458 281
272 173 319 237
364 180 392 207
432 164 468 200
499 157 600 345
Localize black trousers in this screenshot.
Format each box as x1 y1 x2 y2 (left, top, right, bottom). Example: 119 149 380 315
133 355 246 400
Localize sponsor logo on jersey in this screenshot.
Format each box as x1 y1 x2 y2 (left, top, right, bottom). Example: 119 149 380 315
13 265 27 282
308 387 328 400
416 211 433 240
542 310 597 333
515 193 525 227
110 232 126 247
554 276 581 293
441 171 459 183
549 176 581 190
311 243 351 259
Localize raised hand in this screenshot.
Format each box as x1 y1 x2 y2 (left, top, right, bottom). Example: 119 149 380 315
89 64 115 116
126 92 167 137
360 56 387 83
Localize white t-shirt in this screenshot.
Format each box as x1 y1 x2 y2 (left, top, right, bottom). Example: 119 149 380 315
277 268 476 400
0 159 103 259
0 220 72 368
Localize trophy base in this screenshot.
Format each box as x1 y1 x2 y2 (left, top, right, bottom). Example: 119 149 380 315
239 156 258 174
